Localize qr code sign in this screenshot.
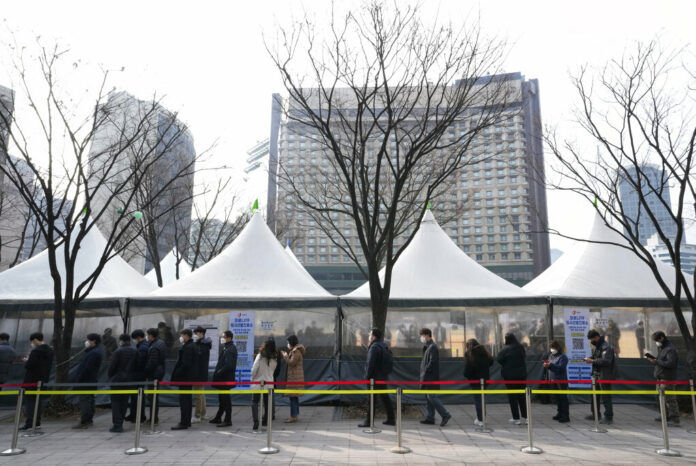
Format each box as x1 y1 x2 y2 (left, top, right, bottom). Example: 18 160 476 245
236 341 247 353
572 338 584 350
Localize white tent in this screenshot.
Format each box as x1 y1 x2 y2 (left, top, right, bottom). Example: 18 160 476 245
146 249 191 286
149 212 333 299
524 212 693 299
0 226 156 303
344 210 533 300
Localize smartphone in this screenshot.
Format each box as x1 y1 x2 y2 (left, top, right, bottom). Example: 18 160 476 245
644 352 656 359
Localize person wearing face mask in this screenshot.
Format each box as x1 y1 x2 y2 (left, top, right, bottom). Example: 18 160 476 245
209 331 237 427
19 332 53 431
647 330 679 425
583 329 616 424
357 328 395 428
280 335 305 423
144 328 166 424
171 329 199 430
72 333 104 429
543 340 569 423
192 327 211 423
108 334 137 433
418 328 451 427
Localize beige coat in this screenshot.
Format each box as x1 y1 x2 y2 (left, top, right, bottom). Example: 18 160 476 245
282 344 305 397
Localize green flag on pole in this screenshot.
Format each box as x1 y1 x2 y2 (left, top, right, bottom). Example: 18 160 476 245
593 197 598 207
252 199 259 212
426 201 431 211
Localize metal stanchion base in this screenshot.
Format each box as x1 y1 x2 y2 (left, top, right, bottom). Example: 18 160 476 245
258 446 279 455
0 448 26 456
21 430 44 438
124 447 148 455
588 427 608 433
521 446 543 454
390 446 412 454
656 448 681 457
142 430 162 435
363 428 381 434
475 426 494 433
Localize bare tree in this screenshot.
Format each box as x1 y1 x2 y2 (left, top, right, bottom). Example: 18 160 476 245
545 40 696 374
267 1 515 330
0 37 193 383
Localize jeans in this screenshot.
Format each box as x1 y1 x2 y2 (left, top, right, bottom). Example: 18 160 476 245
425 393 450 421
289 397 300 417
590 382 613 419
506 383 527 420
552 382 569 419
79 391 96 424
111 392 129 426
472 385 483 421
179 392 193 426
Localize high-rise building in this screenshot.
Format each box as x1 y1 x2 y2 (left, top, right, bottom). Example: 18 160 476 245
89 91 195 274
619 164 680 244
0 85 19 272
241 138 270 209
271 73 550 291
646 233 696 276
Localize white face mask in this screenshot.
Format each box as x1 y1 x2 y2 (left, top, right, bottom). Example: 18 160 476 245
179 336 185 344
656 341 662 347
220 337 227 344
84 340 91 349
550 349 558 355
420 336 426 344
287 343 292 350
193 335 200 342
30 342 36 349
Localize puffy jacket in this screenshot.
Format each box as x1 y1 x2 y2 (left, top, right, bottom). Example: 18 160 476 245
0 342 17 383
24 344 53 384
132 340 149 381
497 344 527 380
108 345 137 383
590 336 616 379
420 340 440 390
75 345 103 384
145 339 166 381
464 344 493 385
213 341 238 382
547 352 568 381
251 354 277 383
654 339 678 380
365 339 390 381
283 344 305 396
195 337 212 382
171 339 198 383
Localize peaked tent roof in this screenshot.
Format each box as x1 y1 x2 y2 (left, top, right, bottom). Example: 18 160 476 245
146 249 191 286
0 225 156 303
285 245 317 282
344 210 534 300
524 212 693 301
149 212 334 299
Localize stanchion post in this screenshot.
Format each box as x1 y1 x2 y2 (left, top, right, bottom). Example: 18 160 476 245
521 387 542 454
23 380 44 437
258 387 279 454
390 387 411 454
656 385 681 457
589 376 607 433
363 378 381 434
0 388 26 456
688 379 696 435
144 380 161 435
125 388 148 455
476 378 493 433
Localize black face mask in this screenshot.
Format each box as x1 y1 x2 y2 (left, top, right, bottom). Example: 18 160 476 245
591 339 599 346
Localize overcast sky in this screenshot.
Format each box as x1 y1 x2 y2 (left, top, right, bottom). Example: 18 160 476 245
2 0 694 253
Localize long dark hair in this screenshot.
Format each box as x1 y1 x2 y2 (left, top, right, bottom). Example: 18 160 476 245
465 338 490 363
504 332 526 357
259 339 277 365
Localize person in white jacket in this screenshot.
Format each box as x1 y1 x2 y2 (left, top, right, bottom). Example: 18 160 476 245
251 339 278 430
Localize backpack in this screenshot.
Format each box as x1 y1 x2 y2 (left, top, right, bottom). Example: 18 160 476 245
382 344 394 375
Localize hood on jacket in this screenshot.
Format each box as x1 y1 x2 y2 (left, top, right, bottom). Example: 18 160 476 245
292 344 306 356
504 332 520 346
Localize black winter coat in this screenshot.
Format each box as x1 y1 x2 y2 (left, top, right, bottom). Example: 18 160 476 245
590 336 615 378
654 339 678 380
132 340 149 381
24 344 53 384
464 345 493 386
108 345 137 383
195 337 212 382
497 344 527 380
365 339 389 381
171 340 198 383
145 339 166 381
0 342 17 383
213 342 238 382
420 340 440 390
75 345 103 384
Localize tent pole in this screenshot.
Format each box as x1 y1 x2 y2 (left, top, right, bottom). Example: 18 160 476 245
336 299 343 382
546 299 554 345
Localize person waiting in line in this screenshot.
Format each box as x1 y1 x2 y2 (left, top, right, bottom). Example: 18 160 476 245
125 329 149 422
73 333 104 429
464 338 493 427
0 333 17 385
251 339 278 430
145 328 167 424
543 340 569 423
418 328 451 427
102 328 118 361
108 334 137 433
647 330 679 426
497 332 527 425
280 334 305 423
192 326 211 423
584 329 616 424
358 328 395 428
171 329 198 430
19 332 53 431
635 321 646 358
209 330 237 427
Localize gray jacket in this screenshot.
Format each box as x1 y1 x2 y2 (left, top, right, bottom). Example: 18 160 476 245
0 342 17 383
590 337 616 379
419 340 440 390
653 339 678 380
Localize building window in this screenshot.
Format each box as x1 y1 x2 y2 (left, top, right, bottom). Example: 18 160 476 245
488 245 495 252
475 245 483 252
501 253 508 260
501 244 508 251
488 253 496 260
514 253 522 260
476 254 483 261
500 225 507 233
487 226 495 233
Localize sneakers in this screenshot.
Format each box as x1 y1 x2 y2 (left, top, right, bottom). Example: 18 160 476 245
419 419 435 425
440 415 451 427
284 417 298 424
520 418 528 425
18 424 32 431
508 418 522 425
109 425 124 433
191 416 201 424
473 419 484 427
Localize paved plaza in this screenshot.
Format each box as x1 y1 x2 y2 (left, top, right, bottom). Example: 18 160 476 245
1 402 695 465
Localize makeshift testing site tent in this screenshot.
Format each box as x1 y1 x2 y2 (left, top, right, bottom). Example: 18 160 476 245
0 225 156 357
145 248 191 286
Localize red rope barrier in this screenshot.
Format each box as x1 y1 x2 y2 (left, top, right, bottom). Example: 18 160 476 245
147 379 694 387
0 382 38 388
375 380 480 385
160 380 371 386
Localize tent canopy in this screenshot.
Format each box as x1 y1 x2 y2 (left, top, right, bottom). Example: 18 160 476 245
146 249 191 286
0 225 156 305
524 212 693 303
343 211 540 306
145 212 334 301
